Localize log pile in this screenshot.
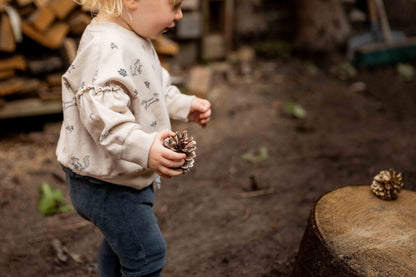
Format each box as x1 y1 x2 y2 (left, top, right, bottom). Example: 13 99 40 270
0 0 91 118
0 0 194 119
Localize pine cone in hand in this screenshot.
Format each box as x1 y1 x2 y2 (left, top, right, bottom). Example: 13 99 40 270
163 131 197 173
371 169 403 200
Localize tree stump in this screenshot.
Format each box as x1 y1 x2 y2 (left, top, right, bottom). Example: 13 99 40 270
293 185 416 277
293 0 351 52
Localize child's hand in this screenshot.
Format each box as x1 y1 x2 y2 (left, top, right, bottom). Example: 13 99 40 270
188 97 211 127
148 129 186 178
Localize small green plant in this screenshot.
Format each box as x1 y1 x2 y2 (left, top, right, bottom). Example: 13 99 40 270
242 146 269 163
330 62 357 81
38 182 72 216
285 101 307 119
397 63 415 82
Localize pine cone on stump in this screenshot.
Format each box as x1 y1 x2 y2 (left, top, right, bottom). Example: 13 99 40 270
163 131 196 173
371 169 403 200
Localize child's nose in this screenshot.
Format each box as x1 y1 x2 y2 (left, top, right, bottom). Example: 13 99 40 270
174 8 183 21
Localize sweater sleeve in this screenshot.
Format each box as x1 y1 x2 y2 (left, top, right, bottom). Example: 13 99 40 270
162 67 194 121
76 84 155 168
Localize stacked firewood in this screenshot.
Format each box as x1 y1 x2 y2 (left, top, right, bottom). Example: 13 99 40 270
0 0 91 107
0 0 182 118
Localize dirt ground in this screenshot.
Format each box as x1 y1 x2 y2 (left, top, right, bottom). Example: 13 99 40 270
1 57 416 277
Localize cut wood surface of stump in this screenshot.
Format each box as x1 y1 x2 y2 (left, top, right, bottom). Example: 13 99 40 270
293 185 416 277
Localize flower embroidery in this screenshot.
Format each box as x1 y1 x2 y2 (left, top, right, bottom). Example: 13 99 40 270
65 124 74 134
118 69 128 77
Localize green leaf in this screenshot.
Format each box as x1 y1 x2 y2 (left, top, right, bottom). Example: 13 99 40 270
58 204 73 213
37 182 69 216
397 63 415 82
241 146 269 162
331 62 357 81
285 101 307 119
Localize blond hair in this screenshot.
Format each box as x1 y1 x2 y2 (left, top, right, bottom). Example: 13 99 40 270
74 0 180 17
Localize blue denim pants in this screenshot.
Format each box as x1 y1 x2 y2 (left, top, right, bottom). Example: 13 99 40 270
63 167 166 277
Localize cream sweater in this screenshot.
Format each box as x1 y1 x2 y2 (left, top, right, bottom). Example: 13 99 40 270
56 20 194 189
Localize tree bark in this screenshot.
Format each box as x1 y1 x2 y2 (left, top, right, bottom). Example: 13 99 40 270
293 185 416 277
293 0 351 51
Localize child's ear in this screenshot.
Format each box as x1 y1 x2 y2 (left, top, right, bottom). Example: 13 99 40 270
123 0 139 10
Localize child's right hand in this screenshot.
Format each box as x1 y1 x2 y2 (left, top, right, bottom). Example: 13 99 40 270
148 129 186 178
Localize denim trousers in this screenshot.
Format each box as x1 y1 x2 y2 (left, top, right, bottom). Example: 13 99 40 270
63 167 166 277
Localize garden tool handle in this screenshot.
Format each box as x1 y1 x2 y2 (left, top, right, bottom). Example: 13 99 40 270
373 0 393 43
366 0 378 26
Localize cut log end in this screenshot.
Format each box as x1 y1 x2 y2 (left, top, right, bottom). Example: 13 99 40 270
293 185 416 277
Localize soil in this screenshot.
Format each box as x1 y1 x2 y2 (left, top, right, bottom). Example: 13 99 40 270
1 57 416 277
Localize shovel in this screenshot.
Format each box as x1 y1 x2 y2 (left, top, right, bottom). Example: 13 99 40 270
347 0 405 60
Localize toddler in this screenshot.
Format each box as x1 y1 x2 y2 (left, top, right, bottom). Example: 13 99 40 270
56 0 211 276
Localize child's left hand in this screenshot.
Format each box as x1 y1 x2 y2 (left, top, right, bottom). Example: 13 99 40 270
188 97 211 126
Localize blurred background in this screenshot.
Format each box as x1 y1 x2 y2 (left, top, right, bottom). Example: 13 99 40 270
1 0 416 276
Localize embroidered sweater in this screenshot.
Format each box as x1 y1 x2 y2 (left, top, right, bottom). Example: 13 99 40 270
56 20 194 189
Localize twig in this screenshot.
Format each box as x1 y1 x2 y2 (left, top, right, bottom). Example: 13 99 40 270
224 205 251 220
234 188 276 199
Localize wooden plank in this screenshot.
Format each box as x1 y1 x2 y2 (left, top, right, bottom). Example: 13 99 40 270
201 0 234 59
46 73 62 87
0 79 25 96
27 6 55 32
0 70 14 80
67 11 90 35
224 0 234 53
33 0 49 8
153 35 179 55
44 22 70 47
38 86 61 101
0 78 41 96
62 37 77 64
48 0 76 19
21 20 51 47
0 13 16 52
18 4 37 18
0 0 10 7
0 98 62 119
22 20 69 49
0 55 27 71
16 0 33 6
28 56 63 74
